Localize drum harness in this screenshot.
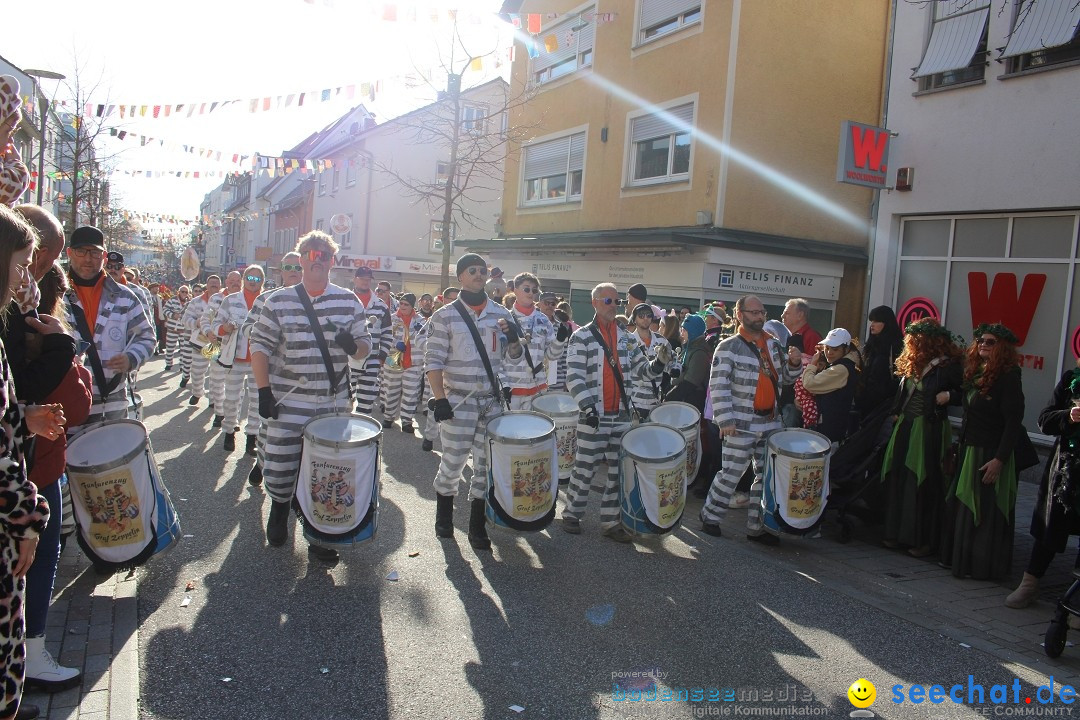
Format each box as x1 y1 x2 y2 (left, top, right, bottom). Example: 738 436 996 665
587 324 640 425
452 299 511 411
70 301 124 409
294 286 350 403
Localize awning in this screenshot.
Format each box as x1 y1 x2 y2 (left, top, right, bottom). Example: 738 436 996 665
1002 0 1080 57
913 4 990 77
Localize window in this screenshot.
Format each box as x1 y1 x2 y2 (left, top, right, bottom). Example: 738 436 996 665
521 132 585 205
1003 0 1080 73
346 160 356 187
332 168 340 193
436 161 451 187
533 9 595 85
638 0 701 44
462 105 487 134
318 171 326 196
430 221 456 253
628 103 693 185
914 0 990 90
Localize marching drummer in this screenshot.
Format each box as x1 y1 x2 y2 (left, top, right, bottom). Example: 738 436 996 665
560 283 667 543
699 294 802 545
425 252 525 551
249 232 371 564
505 272 571 410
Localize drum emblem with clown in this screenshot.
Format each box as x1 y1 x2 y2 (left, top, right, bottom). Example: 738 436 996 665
308 459 359 525
786 462 826 519
84 479 143 545
510 455 553 517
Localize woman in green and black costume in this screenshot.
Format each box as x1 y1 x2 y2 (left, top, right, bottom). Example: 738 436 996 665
942 324 1025 580
881 318 963 557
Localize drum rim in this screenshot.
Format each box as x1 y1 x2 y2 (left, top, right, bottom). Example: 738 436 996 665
767 428 833 459
649 401 701 430
621 424 687 463
67 419 149 475
486 411 555 445
531 391 578 416
303 412 383 449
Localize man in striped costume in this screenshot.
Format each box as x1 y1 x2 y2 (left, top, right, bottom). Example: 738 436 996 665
250 233 371 563
425 253 524 551
560 283 664 543
205 271 241 428
182 275 221 405
63 226 156 427
411 298 438 452
244 253 302 486
382 293 426 433
349 266 392 414
627 303 675 419
215 265 265 454
699 295 802 544
506 272 570 410
162 285 191 381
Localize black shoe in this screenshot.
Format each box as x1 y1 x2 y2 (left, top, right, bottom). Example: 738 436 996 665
401 421 414 433
266 500 291 546
382 418 394 429
747 532 779 546
435 494 454 538
468 498 491 551
248 463 263 487
701 522 723 538
307 544 339 563
188 395 199 405
14 703 40 720
245 434 257 456
179 375 188 388
164 364 172 371
421 439 434 452
223 433 235 452
212 415 224 428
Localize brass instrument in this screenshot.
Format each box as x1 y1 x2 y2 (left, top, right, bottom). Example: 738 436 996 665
386 319 409 373
199 300 222 360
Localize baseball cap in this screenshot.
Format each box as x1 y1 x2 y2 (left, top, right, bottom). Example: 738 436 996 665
355 266 374 278
107 251 124 264
821 328 852 347
70 226 106 250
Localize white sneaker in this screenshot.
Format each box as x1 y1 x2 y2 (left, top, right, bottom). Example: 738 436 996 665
24 636 81 692
728 492 751 509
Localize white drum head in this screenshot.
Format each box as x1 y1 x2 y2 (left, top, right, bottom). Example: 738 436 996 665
487 412 554 442
622 425 685 463
768 429 832 458
532 392 578 416
67 421 147 469
305 414 382 449
650 402 700 430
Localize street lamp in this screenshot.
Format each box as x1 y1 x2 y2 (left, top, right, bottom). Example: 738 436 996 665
23 68 66 206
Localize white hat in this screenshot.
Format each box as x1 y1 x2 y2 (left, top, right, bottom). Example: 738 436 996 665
821 328 852 347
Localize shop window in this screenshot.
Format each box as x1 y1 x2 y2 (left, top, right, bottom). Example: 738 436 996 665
1011 216 1074 258
953 217 1007 257
901 219 951 256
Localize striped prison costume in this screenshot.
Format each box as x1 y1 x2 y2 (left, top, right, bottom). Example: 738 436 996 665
181 291 214 399
562 320 661 529
411 314 439 443
349 294 392 414
506 305 565 411
382 310 427 425
628 330 674 417
214 290 260 436
204 291 231 417
249 283 371 504
242 290 276 467
425 299 524 499
700 332 801 532
162 295 191 375
64 275 156 428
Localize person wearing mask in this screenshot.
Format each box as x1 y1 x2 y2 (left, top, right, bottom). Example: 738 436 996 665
857 305 903 420
382 293 427 433
215 265 265 454
181 275 222 406
162 285 192 380
505 272 570 411
349 267 392 415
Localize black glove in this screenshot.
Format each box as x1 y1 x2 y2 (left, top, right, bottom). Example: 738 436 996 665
334 330 358 356
502 322 522 344
502 387 513 406
650 359 666 375
670 366 682 380
429 397 454 422
258 387 279 420
555 322 570 342
554 309 570 324
580 406 600 429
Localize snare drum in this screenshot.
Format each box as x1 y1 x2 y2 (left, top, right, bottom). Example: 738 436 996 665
485 411 558 532
762 428 832 536
648 401 702 480
127 392 144 422
531 391 578 482
620 424 687 535
65 420 181 569
296 413 382 547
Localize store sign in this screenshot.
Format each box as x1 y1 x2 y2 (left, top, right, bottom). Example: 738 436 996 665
836 120 890 189
897 297 940 328
703 264 839 301
333 254 395 271
529 259 690 289
404 260 446 276
968 272 1045 345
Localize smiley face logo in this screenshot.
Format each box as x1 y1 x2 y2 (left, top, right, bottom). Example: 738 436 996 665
848 679 876 708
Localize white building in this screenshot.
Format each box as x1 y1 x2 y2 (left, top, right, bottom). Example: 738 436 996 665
869 0 1080 431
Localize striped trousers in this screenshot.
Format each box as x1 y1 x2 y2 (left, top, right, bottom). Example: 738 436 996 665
383 366 423 423
210 360 227 416
562 412 632 530
416 375 438 442
699 417 781 532
222 362 260 436
433 392 502 500
189 348 210 398
165 323 186 370
351 358 381 414
263 395 350 503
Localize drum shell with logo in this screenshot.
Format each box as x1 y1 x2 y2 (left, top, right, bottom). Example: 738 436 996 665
531 391 578 481
619 424 687 535
762 428 832 536
297 413 382 547
485 411 558 532
648 401 702 480
65 420 181 568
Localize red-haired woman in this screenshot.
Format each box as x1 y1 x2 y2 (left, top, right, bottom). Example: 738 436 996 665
880 319 963 557
942 324 1025 580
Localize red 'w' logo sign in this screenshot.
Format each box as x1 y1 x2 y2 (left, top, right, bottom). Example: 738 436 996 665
850 125 889 172
967 272 1046 345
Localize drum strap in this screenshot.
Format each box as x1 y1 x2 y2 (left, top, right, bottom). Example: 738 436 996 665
294 286 348 395
587 324 637 419
69 301 123 404
510 316 542 377
452 299 508 408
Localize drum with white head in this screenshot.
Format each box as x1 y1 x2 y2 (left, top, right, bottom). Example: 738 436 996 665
619 424 687 535
762 428 832 536
531 391 578 482
485 411 558 531
648 401 702 479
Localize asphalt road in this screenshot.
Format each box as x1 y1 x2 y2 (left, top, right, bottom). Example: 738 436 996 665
133 357 1060 720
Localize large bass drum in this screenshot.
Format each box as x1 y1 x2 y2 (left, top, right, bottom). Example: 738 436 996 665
530 391 578 482
619 424 687 535
485 411 558 532
762 428 832 536
648 401 702 480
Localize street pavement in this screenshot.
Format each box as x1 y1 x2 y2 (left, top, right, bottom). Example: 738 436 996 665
26 356 1080 719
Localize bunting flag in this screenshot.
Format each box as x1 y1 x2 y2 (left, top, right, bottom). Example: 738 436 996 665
543 34 558 53
105 127 247 166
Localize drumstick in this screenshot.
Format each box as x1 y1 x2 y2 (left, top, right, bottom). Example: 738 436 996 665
275 377 309 406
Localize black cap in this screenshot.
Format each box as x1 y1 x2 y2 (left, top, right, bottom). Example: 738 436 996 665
70 226 105 250
489 266 504 278
401 292 416 306
631 303 654 319
354 266 374 278
627 283 648 301
107 251 124 264
456 253 486 276
539 291 557 303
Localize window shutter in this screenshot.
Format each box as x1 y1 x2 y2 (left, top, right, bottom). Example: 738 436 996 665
631 103 694 143
568 133 585 173
913 6 990 77
523 136 572 179
640 0 699 30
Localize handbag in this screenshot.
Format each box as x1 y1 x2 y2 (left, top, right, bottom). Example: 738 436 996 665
1014 428 1040 471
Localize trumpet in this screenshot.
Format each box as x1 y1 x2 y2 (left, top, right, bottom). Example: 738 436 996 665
201 340 221 359
386 320 409 373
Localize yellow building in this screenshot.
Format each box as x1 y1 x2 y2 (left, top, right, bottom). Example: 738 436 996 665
472 0 889 332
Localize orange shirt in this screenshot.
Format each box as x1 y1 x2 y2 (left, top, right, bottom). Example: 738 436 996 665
739 327 778 412
73 274 106 331
597 317 622 415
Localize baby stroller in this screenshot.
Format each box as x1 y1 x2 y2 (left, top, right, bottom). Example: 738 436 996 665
825 405 894 542
1044 570 1080 658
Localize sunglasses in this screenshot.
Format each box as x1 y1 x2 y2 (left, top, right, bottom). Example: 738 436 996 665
977 338 998 347
465 266 489 276
305 249 332 263
71 247 104 259
106 262 124 271
245 275 264 282
280 263 302 272
517 286 538 295
599 298 616 305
